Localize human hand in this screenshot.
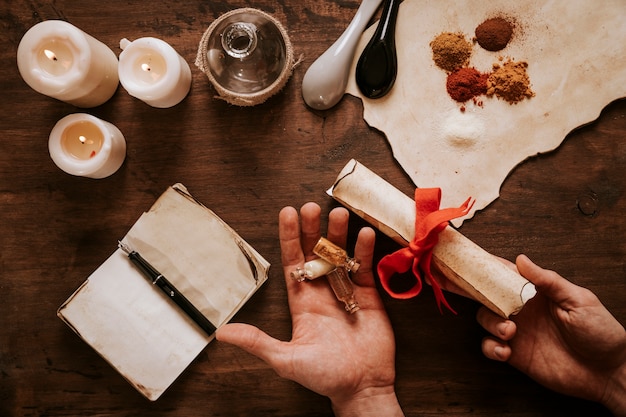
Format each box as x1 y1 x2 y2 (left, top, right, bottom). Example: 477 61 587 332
477 254 626 416
216 203 404 417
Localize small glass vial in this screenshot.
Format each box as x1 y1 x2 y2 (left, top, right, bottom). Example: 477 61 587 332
326 267 360 314
290 258 336 282
313 237 360 272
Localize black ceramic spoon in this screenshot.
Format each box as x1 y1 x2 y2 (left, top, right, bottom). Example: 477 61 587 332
355 0 400 99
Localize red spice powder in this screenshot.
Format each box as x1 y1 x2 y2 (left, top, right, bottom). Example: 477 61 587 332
446 67 489 102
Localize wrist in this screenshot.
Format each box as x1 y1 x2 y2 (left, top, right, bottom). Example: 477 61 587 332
603 363 626 416
331 386 404 417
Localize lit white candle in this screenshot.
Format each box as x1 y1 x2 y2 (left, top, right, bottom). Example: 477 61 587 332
118 37 191 108
48 113 126 179
17 20 119 108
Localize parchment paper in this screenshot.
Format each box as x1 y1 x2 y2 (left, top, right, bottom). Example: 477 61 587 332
329 160 536 317
347 0 626 225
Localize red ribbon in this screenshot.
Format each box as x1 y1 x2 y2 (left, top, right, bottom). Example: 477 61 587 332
377 188 473 313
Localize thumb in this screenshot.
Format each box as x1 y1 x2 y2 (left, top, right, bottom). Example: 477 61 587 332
516 254 581 306
216 323 286 366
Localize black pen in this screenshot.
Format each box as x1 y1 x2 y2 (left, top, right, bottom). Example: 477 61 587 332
118 241 217 336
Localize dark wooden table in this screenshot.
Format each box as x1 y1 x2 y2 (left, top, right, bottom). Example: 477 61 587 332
1 1 624 416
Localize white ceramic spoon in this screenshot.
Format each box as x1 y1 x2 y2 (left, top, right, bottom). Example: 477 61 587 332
301 0 384 110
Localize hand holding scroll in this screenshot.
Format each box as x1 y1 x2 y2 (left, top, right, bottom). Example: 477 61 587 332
477 255 626 416
217 203 404 417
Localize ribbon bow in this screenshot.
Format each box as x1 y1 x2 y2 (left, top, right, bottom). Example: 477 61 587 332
377 188 473 313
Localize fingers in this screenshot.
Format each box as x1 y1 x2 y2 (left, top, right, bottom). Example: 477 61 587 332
494 255 518 272
476 306 516 362
279 206 305 271
299 202 322 260
279 202 377 292
476 306 517 341
481 337 513 362
351 227 376 287
216 323 286 367
325 208 377 289
327 207 350 249
516 254 583 306
280 204 352 270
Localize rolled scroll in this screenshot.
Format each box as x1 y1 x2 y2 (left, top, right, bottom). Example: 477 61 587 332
327 159 536 318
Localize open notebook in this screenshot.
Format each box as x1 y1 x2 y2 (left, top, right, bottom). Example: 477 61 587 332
57 184 270 400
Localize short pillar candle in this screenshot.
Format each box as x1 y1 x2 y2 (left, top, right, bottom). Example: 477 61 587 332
118 37 191 108
48 113 126 179
17 20 119 108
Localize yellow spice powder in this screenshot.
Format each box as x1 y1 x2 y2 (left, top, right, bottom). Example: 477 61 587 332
486 59 534 103
430 32 473 72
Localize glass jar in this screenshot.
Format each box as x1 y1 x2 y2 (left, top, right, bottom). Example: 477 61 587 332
197 8 293 105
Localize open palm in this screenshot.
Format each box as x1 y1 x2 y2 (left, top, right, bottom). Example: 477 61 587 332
217 203 402 416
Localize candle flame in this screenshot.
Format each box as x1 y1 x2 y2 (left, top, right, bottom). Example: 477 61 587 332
141 63 151 72
79 135 87 144
44 49 58 61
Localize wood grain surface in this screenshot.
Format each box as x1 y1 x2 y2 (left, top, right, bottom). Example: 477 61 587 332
1 1 624 416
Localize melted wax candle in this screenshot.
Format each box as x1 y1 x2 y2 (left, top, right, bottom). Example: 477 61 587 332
118 37 191 108
62 121 104 160
17 20 119 107
49 114 126 179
